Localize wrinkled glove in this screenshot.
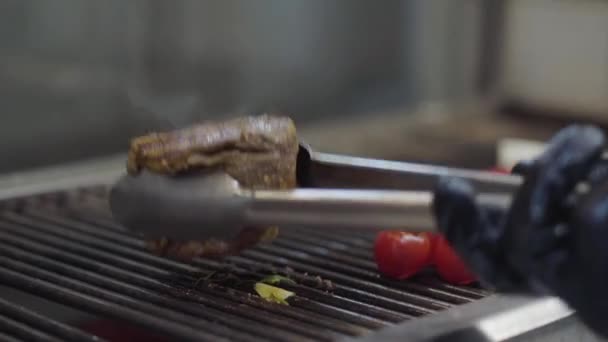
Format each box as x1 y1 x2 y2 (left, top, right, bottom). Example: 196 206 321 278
432 124 608 336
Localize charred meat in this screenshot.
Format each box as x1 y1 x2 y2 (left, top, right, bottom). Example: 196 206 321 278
145 226 280 260
127 114 298 189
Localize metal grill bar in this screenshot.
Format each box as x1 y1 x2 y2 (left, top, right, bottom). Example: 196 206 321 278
0 223 321 341
3 212 407 328
0 189 492 341
0 297 102 342
271 234 489 300
0 265 227 342
0 247 322 342
8 216 390 332
28 209 487 304
0 315 61 342
254 243 472 304
192 257 406 325
0 331 25 342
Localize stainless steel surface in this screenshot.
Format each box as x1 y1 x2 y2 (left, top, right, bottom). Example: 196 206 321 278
246 189 510 232
0 154 124 201
110 169 513 241
348 295 577 342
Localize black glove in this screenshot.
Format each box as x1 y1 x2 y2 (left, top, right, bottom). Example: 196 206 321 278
432 124 608 336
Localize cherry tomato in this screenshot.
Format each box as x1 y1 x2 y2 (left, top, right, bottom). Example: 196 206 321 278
374 231 432 279
421 232 440 265
433 236 476 285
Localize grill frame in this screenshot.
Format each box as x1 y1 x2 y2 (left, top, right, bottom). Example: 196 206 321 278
348 294 574 342
0 156 576 341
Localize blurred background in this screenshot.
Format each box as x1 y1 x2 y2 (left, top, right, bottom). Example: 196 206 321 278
0 0 607 172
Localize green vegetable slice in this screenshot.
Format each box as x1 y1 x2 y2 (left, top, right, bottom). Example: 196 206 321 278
254 283 295 305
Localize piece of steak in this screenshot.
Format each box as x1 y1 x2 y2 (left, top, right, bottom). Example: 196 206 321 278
127 114 298 189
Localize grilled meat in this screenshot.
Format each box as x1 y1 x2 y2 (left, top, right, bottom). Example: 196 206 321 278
127 114 298 189
145 226 280 260
128 114 298 259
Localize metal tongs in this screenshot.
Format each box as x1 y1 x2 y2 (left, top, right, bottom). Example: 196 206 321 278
109 143 521 241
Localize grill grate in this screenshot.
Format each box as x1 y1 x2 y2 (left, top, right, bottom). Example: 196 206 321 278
0 187 492 341
0 296 102 342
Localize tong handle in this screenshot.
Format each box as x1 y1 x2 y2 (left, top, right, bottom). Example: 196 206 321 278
299 149 522 194
244 188 511 232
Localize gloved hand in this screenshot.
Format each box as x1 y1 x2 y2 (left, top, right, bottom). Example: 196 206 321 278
432 124 608 336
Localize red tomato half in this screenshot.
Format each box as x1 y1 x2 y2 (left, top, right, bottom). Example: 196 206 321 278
433 236 476 285
374 231 431 279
